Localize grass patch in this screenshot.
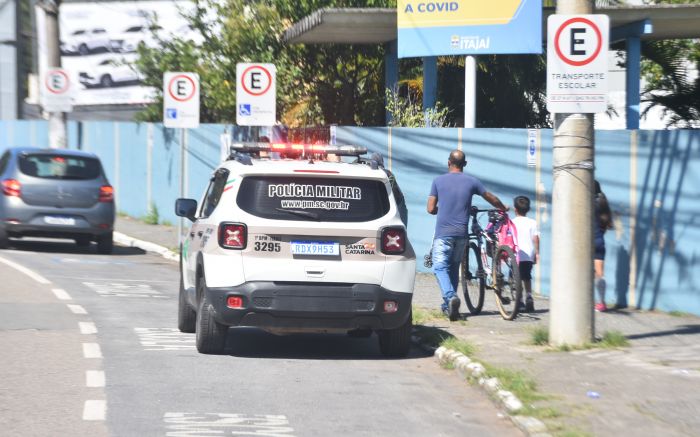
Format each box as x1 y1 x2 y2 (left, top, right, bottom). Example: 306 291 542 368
668 310 692 317
482 363 547 406
530 326 549 345
597 330 630 348
440 336 477 357
143 203 160 225
161 219 173 226
412 306 443 326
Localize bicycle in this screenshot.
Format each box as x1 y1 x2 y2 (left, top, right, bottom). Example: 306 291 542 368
461 207 523 320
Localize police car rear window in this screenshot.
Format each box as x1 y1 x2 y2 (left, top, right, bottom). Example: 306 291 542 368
237 176 390 222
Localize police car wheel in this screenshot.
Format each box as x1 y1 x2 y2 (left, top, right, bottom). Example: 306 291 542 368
195 278 227 354
178 265 196 333
378 309 412 357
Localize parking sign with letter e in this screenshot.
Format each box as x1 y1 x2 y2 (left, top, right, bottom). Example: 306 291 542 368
546 15 609 113
236 63 276 126
163 72 200 128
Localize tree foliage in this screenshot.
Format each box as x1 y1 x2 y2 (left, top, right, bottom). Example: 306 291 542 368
638 0 700 127
385 87 450 127
135 0 394 125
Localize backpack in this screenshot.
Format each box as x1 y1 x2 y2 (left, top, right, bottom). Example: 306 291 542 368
485 212 520 263
498 216 520 263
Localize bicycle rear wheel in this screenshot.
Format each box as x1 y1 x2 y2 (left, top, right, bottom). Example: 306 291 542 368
461 242 485 314
494 245 522 320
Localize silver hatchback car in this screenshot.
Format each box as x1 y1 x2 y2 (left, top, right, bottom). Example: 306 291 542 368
0 147 115 253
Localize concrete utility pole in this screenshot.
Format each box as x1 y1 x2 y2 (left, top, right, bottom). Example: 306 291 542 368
549 0 596 346
38 0 67 148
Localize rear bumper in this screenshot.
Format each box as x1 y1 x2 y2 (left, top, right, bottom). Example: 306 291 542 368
204 281 412 331
0 198 115 239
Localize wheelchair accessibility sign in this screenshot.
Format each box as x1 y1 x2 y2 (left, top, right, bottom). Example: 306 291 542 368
238 104 252 116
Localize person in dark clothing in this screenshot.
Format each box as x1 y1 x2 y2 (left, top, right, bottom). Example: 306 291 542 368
427 150 507 321
594 180 613 312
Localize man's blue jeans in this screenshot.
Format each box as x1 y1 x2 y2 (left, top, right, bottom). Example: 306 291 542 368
432 236 468 311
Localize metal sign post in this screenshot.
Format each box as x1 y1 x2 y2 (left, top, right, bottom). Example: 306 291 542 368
163 72 200 249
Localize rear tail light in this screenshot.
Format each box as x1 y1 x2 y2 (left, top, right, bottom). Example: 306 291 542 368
1 179 21 197
99 185 114 203
381 227 406 255
218 222 247 250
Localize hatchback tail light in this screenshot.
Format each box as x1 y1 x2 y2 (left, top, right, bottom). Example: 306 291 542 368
99 185 114 203
218 222 247 250
1 179 21 197
381 227 406 255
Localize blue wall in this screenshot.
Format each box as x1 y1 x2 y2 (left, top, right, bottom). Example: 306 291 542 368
1 120 698 315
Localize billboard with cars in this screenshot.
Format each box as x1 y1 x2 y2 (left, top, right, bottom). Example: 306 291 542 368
38 1 198 106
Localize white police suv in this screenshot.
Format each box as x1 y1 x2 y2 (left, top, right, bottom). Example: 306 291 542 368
175 142 416 356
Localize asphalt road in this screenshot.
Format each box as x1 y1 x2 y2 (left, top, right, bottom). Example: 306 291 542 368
0 239 521 437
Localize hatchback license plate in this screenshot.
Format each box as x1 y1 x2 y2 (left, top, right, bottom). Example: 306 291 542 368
291 241 339 256
44 216 76 226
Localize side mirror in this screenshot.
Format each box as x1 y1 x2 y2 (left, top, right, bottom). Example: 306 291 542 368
175 198 197 222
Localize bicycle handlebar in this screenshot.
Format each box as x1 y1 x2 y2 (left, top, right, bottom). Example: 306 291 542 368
470 206 503 215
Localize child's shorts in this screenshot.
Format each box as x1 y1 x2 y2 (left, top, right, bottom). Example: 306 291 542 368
519 261 533 281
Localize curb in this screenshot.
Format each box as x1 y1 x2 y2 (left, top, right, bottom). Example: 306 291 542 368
113 231 179 263
413 336 551 437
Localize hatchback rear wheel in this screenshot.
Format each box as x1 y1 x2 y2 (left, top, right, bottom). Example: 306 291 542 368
0 226 8 249
75 236 91 247
97 232 113 254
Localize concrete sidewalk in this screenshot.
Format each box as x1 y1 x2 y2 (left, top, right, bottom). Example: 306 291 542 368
115 216 700 437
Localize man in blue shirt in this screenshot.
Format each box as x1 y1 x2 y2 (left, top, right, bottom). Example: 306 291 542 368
427 149 507 320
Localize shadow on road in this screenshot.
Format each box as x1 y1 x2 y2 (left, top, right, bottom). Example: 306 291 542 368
626 324 700 340
4 238 146 256
224 327 432 360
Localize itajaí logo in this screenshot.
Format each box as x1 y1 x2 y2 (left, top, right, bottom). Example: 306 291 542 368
451 35 491 50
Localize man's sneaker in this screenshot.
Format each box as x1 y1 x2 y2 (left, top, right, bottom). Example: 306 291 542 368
517 300 526 311
525 297 535 313
448 296 461 321
595 303 607 312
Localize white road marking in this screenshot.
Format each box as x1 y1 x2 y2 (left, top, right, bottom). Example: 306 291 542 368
134 328 195 351
79 322 97 335
52 288 72 300
82 400 106 421
163 413 295 437
86 370 105 388
51 276 173 283
83 343 102 359
67 304 88 315
83 281 167 299
0 255 51 284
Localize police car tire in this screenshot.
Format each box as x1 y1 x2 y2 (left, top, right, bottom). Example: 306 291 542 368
178 269 196 333
195 279 227 354
378 309 412 357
